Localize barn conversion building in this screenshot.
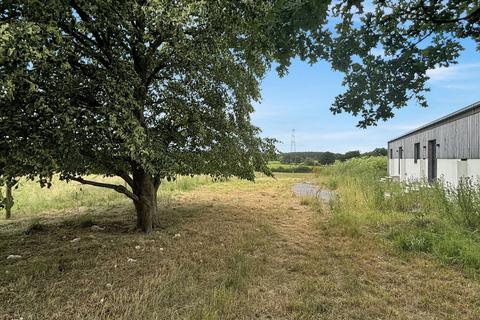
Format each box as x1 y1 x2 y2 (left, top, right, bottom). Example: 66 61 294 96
388 101 480 186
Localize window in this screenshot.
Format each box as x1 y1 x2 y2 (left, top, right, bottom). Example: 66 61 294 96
398 147 403 175
390 149 393 159
414 143 420 164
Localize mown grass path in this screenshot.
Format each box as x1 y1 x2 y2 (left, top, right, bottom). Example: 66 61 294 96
1 174 480 319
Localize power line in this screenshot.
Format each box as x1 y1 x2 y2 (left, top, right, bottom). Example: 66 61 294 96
290 129 296 154
290 129 296 172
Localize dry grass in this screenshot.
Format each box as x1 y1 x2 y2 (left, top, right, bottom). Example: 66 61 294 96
2 175 213 218
1 173 480 319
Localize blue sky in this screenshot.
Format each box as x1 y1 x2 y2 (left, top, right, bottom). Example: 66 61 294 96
252 39 480 153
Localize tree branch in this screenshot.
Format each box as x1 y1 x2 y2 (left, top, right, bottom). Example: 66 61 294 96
70 177 139 201
146 62 166 86
116 171 135 188
68 0 113 64
60 22 111 68
430 6 480 24
69 0 106 46
153 175 162 189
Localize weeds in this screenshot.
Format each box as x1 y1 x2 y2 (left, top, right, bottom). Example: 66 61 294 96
316 156 480 274
25 219 46 234
448 179 480 230
64 215 96 228
299 196 325 214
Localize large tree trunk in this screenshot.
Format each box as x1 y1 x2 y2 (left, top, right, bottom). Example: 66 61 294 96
132 168 159 233
5 185 13 220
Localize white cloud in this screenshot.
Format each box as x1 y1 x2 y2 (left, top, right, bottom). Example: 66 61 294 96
439 83 480 91
380 123 425 131
427 63 480 82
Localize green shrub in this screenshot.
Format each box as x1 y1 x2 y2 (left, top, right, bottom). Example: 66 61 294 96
317 156 387 179
447 179 480 230
390 226 435 253
270 166 313 173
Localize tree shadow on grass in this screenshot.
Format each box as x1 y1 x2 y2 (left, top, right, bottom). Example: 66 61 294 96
0 200 216 260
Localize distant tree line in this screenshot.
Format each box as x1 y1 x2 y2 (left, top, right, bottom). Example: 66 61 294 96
279 148 387 165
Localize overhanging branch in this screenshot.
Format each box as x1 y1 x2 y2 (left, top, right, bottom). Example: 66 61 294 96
116 171 135 188
430 6 480 24
70 177 139 201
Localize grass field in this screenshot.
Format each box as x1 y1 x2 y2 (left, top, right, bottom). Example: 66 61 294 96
0 175 214 218
268 161 317 173
1 171 480 319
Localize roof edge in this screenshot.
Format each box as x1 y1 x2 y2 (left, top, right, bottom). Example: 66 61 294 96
388 100 480 144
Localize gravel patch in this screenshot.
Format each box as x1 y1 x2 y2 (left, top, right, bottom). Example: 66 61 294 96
292 183 336 202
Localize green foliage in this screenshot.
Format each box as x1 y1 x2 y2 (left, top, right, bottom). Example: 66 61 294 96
279 148 387 165
328 1 479 127
362 148 388 157
0 0 331 229
447 179 480 230
270 165 313 173
317 156 388 179
303 157 316 166
1 0 295 183
338 151 361 162
389 222 480 273
319 156 480 274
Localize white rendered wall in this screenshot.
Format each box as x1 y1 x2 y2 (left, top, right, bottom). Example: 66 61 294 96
388 159 397 176
437 160 459 186
403 159 421 181
389 158 480 186
467 160 480 180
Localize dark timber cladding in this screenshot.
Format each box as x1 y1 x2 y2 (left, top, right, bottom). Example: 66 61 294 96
388 101 480 160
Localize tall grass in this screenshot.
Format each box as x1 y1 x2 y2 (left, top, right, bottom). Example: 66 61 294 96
316 156 480 275
1 175 214 217
268 161 315 173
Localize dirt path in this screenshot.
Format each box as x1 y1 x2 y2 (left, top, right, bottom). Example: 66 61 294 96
1 174 480 319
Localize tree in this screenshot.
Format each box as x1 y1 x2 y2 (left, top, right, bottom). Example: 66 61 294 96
328 1 480 127
363 148 388 157
3 184 14 220
340 150 361 162
318 152 337 165
2 1 476 231
304 157 316 166
0 0 330 232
